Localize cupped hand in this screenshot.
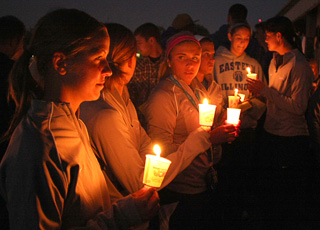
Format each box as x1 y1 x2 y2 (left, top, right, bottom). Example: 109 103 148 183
247 78 266 94
209 124 236 145
132 186 160 221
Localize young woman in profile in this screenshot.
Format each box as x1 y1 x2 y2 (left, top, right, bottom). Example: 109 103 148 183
247 16 314 228
0 9 159 229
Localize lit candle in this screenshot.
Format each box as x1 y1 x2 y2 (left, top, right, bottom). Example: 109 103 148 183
246 67 257 80
228 95 239 108
238 93 245 102
199 98 216 127
234 88 238 97
226 108 241 125
143 145 171 188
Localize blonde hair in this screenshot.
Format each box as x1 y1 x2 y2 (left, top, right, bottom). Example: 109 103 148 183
104 23 137 90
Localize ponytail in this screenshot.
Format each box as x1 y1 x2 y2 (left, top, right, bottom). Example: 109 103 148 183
2 49 43 141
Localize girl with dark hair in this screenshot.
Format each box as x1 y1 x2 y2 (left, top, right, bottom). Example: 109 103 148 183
247 16 314 228
0 9 159 229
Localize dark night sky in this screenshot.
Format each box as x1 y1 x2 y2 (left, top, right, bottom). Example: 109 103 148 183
0 0 289 33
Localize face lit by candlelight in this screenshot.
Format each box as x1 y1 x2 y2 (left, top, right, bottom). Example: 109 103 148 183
167 41 201 85
198 41 215 76
135 34 153 57
265 31 280 52
228 27 250 57
66 29 112 102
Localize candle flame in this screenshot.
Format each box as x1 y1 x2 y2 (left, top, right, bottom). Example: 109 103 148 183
234 88 238 97
246 67 251 75
203 98 208 105
153 144 161 157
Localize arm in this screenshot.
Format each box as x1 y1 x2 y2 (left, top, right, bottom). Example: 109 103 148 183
249 63 313 116
89 109 148 194
144 89 180 156
307 87 320 147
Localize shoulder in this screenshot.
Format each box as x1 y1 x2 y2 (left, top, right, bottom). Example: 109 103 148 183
146 78 176 107
244 54 262 67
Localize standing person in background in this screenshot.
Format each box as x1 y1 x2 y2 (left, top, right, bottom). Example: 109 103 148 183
213 22 266 227
0 9 159 229
128 23 164 129
161 13 197 49
144 32 238 230
247 16 314 229
210 3 260 61
0 16 25 160
0 16 25 229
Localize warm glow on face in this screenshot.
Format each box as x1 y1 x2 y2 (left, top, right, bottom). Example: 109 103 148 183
203 98 208 105
246 67 251 75
153 144 161 157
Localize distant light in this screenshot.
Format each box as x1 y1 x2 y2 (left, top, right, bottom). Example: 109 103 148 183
259 19 262 23
136 52 141 58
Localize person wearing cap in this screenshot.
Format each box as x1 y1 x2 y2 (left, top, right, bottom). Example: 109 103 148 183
127 23 164 129
160 13 197 49
213 22 266 225
143 32 238 229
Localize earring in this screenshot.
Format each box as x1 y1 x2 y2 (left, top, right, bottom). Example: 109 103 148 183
58 66 67 75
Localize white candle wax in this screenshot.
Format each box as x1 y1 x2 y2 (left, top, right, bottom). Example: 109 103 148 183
247 73 257 80
226 108 241 125
143 145 171 188
228 96 239 108
199 99 216 127
238 93 245 102
143 155 171 188
246 67 257 80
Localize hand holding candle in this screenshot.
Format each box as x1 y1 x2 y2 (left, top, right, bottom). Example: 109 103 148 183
199 98 216 127
143 145 171 188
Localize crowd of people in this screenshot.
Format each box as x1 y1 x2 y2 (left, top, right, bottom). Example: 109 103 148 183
0 3 319 230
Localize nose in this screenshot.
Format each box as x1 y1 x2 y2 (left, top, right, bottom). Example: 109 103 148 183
102 61 112 77
186 58 193 66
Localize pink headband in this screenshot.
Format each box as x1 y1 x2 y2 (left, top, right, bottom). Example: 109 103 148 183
166 34 201 58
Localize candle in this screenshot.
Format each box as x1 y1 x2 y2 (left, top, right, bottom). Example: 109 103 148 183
199 98 216 127
226 108 241 125
238 93 245 102
228 95 239 108
143 145 171 188
246 67 257 80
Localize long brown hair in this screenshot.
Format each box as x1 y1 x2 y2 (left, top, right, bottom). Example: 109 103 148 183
3 9 107 141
